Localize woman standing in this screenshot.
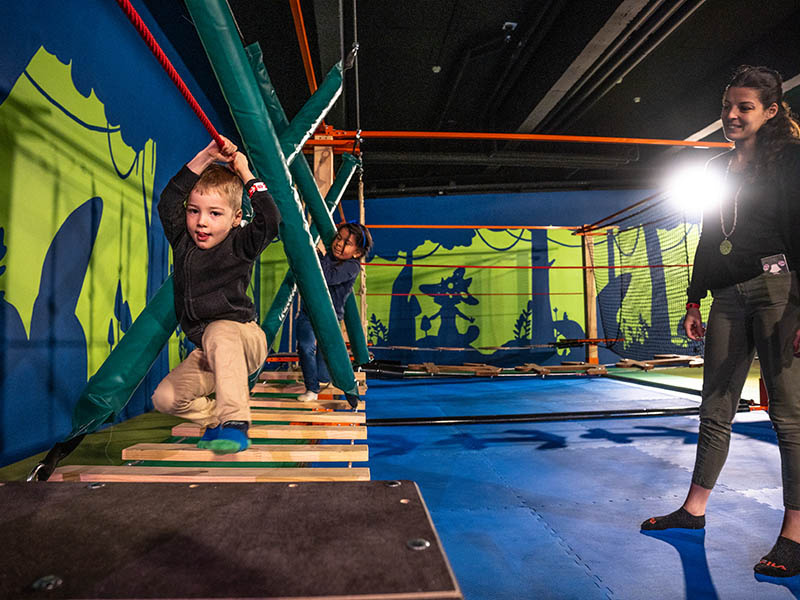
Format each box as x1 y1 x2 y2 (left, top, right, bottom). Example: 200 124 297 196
642 65 800 577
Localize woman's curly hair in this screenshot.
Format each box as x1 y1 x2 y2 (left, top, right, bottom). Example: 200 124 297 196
726 65 800 178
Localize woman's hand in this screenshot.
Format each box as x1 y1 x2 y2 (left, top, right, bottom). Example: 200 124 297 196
316 239 327 256
793 328 800 357
684 307 705 340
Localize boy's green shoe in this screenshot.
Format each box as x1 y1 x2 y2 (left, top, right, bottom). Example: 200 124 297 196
196 424 221 449
208 422 250 454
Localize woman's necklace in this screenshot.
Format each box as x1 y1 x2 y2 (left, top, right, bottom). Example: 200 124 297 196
719 157 745 256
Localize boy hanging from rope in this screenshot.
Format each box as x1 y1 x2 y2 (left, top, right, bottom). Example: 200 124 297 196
152 137 280 453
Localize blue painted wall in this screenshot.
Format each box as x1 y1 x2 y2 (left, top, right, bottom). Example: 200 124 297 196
0 1 229 466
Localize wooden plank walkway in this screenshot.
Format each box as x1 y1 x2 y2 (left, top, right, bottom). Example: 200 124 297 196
122 443 368 463
51 369 370 483
249 397 364 410
172 422 367 440
249 408 365 424
49 465 370 482
259 370 366 383
252 382 368 396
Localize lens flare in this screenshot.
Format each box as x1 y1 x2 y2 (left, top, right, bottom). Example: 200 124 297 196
666 164 730 216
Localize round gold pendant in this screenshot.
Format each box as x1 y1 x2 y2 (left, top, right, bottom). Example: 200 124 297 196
720 239 733 255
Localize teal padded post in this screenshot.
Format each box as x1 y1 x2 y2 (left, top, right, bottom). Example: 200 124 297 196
247 43 370 365
322 157 371 366
262 155 361 348
70 276 178 438
186 0 358 397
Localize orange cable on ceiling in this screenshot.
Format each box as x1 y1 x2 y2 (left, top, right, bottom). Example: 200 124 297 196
304 130 733 148
289 0 318 94
365 224 576 230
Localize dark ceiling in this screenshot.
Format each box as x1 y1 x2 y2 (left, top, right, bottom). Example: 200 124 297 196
146 0 800 198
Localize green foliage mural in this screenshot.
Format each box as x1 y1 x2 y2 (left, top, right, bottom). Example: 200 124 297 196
0 49 153 377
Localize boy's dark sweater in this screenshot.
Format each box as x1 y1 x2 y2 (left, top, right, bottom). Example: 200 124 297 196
159 165 280 347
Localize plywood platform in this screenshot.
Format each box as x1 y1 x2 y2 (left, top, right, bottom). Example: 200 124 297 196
1 481 461 599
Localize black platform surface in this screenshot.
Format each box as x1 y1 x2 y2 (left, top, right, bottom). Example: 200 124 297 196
1 480 461 599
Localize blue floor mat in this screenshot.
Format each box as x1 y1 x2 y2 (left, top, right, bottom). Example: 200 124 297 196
366 378 796 599
366 376 700 419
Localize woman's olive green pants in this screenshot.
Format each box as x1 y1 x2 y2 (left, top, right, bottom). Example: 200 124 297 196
693 271 800 510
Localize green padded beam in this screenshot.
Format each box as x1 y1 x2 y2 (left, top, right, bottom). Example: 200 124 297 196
185 0 358 398
70 275 177 437
262 154 361 348
247 43 369 365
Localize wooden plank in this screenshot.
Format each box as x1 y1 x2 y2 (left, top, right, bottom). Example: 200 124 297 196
252 382 368 395
313 135 335 197
652 354 704 366
616 355 703 370
49 465 370 482
409 363 501 376
249 408 365 424
515 362 607 375
249 397 365 410
172 422 367 440
582 230 599 364
122 443 369 463
259 371 367 383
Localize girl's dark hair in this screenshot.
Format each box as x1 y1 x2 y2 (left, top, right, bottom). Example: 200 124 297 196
337 221 373 257
725 65 800 177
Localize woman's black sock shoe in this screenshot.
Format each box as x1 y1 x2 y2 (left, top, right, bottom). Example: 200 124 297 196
641 507 705 531
754 536 800 577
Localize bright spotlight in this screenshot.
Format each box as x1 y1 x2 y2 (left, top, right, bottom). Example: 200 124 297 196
665 164 730 216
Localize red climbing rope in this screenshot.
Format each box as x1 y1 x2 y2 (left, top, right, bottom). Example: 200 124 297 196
114 0 224 149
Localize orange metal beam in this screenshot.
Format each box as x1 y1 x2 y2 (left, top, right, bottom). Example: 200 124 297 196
304 129 732 149
366 224 576 230
289 0 318 94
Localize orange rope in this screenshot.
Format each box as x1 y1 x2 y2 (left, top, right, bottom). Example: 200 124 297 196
307 129 733 149
361 292 583 297
289 0 318 94
366 224 576 230
364 262 692 270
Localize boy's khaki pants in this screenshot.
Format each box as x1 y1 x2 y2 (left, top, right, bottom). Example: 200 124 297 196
152 320 267 427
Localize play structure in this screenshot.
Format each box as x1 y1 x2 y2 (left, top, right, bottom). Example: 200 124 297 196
15 0 750 483
27 0 370 481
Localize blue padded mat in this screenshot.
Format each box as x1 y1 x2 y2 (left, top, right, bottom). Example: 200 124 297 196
366 377 795 599
366 376 700 420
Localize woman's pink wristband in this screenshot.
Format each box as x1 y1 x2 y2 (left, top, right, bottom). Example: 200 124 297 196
686 302 700 310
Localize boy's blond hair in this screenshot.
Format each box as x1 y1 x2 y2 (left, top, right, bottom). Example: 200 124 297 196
192 164 243 212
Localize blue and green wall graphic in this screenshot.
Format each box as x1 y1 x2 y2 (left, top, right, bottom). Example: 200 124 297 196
0 2 706 468
0 2 229 466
